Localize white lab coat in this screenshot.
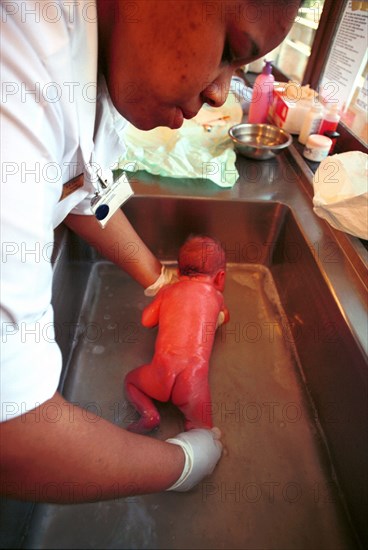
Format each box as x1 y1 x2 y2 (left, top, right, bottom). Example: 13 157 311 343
0 1 127 421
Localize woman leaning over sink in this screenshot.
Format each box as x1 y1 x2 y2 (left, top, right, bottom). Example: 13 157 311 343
1 0 302 502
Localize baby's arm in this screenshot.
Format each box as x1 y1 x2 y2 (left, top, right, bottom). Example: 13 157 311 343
141 292 162 327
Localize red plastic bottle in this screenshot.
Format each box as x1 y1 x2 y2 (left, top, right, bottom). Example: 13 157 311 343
318 104 340 135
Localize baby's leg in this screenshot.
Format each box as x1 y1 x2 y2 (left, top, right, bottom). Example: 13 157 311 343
124 364 172 433
171 365 213 430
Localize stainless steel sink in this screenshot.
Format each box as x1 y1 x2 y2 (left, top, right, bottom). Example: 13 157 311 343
13 193 366 550
1 143 366 550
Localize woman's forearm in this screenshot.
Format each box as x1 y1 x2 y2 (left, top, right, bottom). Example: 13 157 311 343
64 210 162 288
0 392 184 503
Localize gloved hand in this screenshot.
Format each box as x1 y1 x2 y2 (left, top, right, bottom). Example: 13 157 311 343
216 311 225 328
144 265 178 297
166 428 223 492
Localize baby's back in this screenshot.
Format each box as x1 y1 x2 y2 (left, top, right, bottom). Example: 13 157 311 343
154 279 223 362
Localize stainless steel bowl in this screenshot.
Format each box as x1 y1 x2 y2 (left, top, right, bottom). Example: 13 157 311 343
229 123 292 160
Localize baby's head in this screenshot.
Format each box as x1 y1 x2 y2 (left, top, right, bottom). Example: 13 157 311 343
178 235 226 290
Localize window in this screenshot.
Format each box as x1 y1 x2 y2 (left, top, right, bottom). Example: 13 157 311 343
342 61 367 144
275 1 326 83
271 0 368 150
318 2 367 145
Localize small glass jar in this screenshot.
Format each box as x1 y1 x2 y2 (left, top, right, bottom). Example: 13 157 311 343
303 134 333 162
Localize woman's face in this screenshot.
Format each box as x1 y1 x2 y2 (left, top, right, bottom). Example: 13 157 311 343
98 0 300 130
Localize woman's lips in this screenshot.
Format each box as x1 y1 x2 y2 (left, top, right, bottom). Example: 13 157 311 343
170 106 201 129
181 107 199 120
170 107 184 129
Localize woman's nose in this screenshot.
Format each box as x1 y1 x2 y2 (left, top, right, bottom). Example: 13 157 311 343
200 70 233 108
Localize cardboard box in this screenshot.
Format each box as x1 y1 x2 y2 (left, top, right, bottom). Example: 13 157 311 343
270 88 315 135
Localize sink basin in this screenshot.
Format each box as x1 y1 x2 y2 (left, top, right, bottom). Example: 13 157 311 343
3 197 367 549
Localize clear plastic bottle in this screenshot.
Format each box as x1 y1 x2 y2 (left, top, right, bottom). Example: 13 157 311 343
298 103 324 145
248 60 275 124
318 103 341 135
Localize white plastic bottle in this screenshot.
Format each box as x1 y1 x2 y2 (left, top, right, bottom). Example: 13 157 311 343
298 103 325 145
248 60 275 124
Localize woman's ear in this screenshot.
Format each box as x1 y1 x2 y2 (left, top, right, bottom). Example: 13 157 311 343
214 270 225 291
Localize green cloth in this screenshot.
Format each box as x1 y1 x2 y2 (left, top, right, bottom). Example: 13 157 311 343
117 95 243 187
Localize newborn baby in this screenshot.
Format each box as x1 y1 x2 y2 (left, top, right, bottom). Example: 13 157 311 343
125 235 230 433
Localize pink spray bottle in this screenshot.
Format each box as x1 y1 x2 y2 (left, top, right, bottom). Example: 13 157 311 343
248 60 275 124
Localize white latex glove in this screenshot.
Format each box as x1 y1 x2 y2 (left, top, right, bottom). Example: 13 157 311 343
144 265 178 297
166 428 223 492
216 311 225 329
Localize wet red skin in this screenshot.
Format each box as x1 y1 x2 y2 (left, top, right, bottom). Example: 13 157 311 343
125 276 229 433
